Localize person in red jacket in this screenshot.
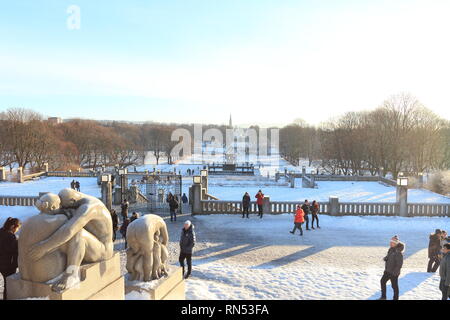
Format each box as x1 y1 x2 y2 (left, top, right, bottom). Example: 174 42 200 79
290 205 305 236
255 190 264 218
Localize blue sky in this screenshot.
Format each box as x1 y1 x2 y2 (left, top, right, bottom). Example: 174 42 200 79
1 0 450 125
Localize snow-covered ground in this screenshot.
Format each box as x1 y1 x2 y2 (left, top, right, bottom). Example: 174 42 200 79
1 196 449 300
203 180 450 203
182 214 448 300
0 177 100 198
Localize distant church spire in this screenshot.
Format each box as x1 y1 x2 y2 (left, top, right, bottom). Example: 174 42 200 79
229 114 233 128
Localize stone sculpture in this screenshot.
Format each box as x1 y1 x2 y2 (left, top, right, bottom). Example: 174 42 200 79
126 214 169 281
20 189 114 292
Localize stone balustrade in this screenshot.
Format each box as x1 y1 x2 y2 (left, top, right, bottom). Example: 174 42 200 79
197 197 450 217
0 196 39 206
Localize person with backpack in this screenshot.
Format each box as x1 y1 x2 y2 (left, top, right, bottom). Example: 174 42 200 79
255 190 264 218
311 200 320 229
378 235 405 300
301 200 311 231
242 192 251 219
0 218 21 300
290 205 305 236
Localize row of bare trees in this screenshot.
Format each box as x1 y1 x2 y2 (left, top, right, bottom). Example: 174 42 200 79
0 109 189 171
280 94 450 179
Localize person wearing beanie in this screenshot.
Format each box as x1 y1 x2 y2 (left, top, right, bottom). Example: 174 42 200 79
378 236 404 300
428 229 442 273
179 220 196 279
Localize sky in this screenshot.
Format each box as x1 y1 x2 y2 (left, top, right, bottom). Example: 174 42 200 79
1 0 450 126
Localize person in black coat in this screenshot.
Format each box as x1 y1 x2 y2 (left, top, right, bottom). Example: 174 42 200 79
121 199 129 220
378 236 404 300
428 229 442 273
301 200 311 230
110 209 119 242
242 192 251 218
181 193 188 204
439 243 450 300
0 217 21 300
75 180 80 192
120 218 130 249
179 220 196 279
130 212 139 223
168 193 179 222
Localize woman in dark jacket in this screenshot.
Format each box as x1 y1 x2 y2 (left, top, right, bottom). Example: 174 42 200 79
378 236 404 300
110 209 119 242
311 200 320 229
0 217 21 300
428 229 442 273
179 220 196 279
242 192 251 218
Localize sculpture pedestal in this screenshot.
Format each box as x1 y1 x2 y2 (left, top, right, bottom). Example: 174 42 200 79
125 265 185 300
6 252 124 300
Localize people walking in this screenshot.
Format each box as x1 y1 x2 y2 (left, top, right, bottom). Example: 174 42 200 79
121 199 129 220
301 200 311 230
378 235 404 300
427 229 442 273
255 190 264 218
168 193 179 222
70 179 76 190
0 217 21 300
75 180 80 192
179 220 196 279
110 209 119 242
242 192 251 218
120 218 130 249
439 243 450 300
311 200 320 229
290 205 305 236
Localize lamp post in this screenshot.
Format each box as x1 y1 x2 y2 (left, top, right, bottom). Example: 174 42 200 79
118 168 128 203
396 177 408 217
101 174 112 212
418 172 424 188
200 169 208 192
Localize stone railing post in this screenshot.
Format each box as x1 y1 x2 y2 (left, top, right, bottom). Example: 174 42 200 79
0 167 6 181
18 167 24 183
263 196 271 215
396 185 408 217
191 183 203 215
44 163 49 173
329 196 340 216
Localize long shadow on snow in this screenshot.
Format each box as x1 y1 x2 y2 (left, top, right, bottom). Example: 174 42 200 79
367 271 435 300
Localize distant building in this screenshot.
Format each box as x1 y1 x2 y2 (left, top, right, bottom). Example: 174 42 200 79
47 117 62 125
